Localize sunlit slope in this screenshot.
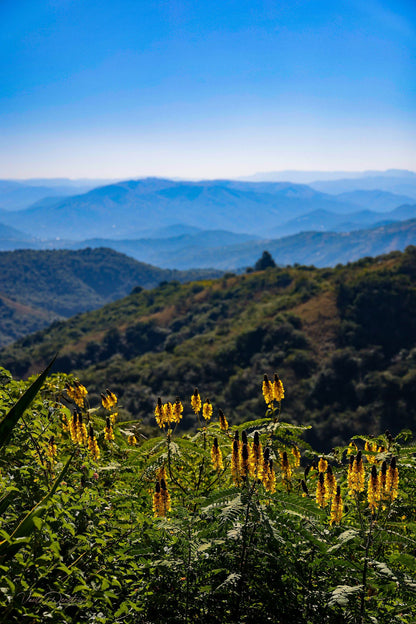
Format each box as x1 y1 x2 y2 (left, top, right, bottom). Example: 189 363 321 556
0 247 222 346
3 246 416 448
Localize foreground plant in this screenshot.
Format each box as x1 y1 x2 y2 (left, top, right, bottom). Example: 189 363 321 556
0 365 415 623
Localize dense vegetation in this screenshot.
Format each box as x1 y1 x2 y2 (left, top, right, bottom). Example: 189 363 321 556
0 247 222 347
1 363 415 623
3 247 416 449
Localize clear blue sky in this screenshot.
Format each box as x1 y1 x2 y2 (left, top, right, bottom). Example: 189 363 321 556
1 0 415 179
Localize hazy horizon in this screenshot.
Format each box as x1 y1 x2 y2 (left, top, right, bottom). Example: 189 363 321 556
1 0 415 179
3 168 416 186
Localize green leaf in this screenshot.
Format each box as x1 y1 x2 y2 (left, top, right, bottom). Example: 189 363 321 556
0 355 56 451
328 584 362 608
0 489 18 516
0 452 73 559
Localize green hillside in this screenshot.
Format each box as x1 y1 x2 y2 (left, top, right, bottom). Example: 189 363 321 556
3 246 416 449
0 247 222 346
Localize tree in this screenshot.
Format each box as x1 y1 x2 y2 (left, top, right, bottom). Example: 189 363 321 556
254 250 276 271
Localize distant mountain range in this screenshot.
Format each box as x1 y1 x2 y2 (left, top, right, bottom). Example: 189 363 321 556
240 169 416 198
0 178 116 211
0 178 364 240
0 173 415 271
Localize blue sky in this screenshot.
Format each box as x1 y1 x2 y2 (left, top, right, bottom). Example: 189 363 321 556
1 0 415 179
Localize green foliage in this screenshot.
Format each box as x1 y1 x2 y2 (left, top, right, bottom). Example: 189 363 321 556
4 248 416 449
1 366 416 623
0 248 222 347
253 250 276 271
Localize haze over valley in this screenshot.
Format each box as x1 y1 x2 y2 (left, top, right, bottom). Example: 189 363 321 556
1 169 416 270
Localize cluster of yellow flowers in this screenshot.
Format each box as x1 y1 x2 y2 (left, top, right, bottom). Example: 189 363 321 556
101 389 118 425
66 381 88 408
218 408 229 431
47 435 57 466
60 383 119 459
211 437 224 471
313 458 342 524
154 390 218 429
348 451 365 495
88 424 100 461
229 430 277 492
312 448 400 523
364 440 386 464
191 388 202 415
262 373 285 405
104 416 115 442
152 466 171 517
69 411 88 446
150 374 402 526
154 397 184 428
367 457 399 512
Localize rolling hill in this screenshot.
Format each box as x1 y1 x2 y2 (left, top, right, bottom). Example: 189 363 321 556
3 246 416 449
0 247 222 346
0 178 110 211
54 217 416 270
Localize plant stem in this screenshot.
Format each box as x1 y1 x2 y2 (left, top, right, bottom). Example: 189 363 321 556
359 518 374 624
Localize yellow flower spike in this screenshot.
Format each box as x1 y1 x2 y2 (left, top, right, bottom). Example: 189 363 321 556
211 437 224 471
262 374 274 405
292 446 301 468
280 450 292 482
172 397 183 424
67 381 88 408
386 456 399 501
61 412 70 433
365 440 378 464
272 373 285 402
261 447 271 488
241 443 250 480
69 412 78 444
264 458 276 493
379 460 388 504
88 425 100 461
203 398 213 421
106 389 118 408
324 465 337 505
156 465 167 483
330 486 343 525
348 451 365 495
155 397 166 428
191 388 202 415
160 478 171 515
153 481 163 517
231 437 241 486
104 416 115 442
218 408 229 431
101 393 111 410
47 436 57 461
128 434 137 446
316 472 326 508
368 465 380 513
164 402 174 425
249 431 263 479
318 457 328 473
347 441 358 455
76 412 88 446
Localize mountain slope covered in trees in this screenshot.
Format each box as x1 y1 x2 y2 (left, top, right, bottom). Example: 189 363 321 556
3 247 416 449
0 247 222 346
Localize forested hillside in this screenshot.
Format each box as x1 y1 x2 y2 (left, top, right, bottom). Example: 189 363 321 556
0 247 222 346
3 246 416 449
